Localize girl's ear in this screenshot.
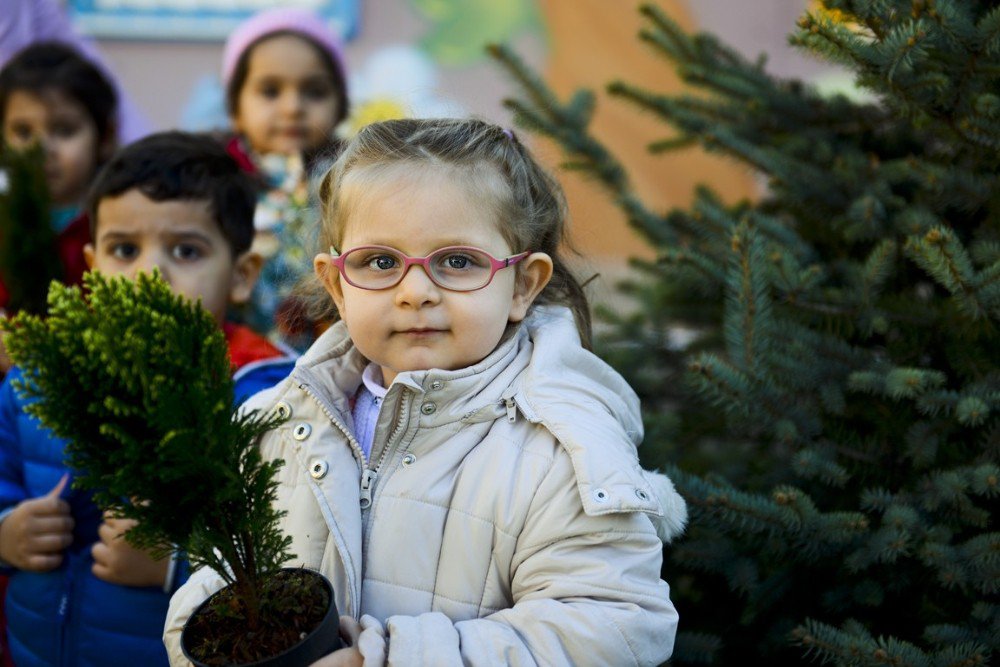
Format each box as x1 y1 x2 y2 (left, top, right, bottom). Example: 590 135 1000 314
509 252 554 323
228 250 263 305
314 252 346 314
83 243 96 270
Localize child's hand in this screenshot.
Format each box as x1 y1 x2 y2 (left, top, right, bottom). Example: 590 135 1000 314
91 513 169 587
309 615 364 667
0 474 74 571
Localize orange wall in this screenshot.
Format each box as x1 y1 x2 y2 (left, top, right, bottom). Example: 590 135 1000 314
537 0 756 262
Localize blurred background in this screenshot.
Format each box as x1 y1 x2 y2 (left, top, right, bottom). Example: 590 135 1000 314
71 0 839 295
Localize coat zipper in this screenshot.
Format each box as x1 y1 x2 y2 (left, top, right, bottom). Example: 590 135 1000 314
360 392 411 510
504 396 518 423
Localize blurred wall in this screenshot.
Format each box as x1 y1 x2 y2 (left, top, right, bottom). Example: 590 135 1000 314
89 1 834 284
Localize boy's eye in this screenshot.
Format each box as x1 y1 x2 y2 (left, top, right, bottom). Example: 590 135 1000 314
172 244 202 261
109 243 138 260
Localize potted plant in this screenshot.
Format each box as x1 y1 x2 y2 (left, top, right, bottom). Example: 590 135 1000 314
2 271 341 665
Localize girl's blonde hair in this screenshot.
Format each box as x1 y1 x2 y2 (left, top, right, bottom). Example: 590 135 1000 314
310 117 592 347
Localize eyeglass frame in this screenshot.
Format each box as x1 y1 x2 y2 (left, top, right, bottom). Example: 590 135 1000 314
327 245 531 292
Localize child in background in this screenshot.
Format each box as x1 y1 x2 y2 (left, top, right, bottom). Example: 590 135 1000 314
0 131 295 667
165 118 686 666
222 8 350 350
0 41 118 314
0 42 119 666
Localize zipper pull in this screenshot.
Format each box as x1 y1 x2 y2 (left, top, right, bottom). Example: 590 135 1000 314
359 469 378 509
58 593 68 619
504 397 517 423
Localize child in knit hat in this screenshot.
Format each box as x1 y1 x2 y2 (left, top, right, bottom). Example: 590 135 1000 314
222 8 350 351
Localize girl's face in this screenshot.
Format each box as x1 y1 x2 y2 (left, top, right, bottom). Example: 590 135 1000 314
314 164 552 387
232 34 341 156
2 88 109 207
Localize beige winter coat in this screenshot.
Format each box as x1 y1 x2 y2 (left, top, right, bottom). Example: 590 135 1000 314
164 307 686 666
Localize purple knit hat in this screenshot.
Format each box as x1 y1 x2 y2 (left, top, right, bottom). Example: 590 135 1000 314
222 8 347 93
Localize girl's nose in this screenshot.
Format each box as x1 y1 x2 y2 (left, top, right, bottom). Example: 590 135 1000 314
280 90 305 115
393 264 440 308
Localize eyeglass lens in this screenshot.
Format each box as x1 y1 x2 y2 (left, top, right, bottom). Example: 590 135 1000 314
342 247 496 290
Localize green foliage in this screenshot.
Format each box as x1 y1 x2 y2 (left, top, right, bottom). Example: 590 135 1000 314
494 0 998 663
1 272 292 624
0 143 61 314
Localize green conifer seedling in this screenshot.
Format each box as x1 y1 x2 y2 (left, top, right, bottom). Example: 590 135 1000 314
0 143 61 314
1 271 292 627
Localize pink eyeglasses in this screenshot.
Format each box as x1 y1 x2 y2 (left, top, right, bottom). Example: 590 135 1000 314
329 245 530 292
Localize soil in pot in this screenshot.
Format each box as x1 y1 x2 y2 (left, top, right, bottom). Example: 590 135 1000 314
182 568 340 666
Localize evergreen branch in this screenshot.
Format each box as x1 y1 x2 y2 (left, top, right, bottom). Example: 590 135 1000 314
904 227 991 321
489 43 676 247
1 272 291 626
0 144 60 314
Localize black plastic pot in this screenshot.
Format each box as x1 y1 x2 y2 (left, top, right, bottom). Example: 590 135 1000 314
181 568 342 667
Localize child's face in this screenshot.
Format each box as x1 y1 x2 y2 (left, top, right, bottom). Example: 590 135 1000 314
2 88 110 207
232 34 341 156
83 189 261 325
315 165 552 387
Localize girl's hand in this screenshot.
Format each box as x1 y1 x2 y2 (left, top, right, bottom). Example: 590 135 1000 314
91 512 169 587
309 615 363 667
0 474 73 571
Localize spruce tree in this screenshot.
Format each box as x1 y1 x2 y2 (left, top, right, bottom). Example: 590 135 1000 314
493 1 998 664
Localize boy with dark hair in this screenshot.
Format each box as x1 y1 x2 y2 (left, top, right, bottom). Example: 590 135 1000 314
0 131 294 667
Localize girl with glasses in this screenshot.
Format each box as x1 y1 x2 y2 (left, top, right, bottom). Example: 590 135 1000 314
165 117 686 666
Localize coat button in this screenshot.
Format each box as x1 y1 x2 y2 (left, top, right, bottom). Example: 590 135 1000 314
430 380 443 390
309 459 329 479
293 423 312 440
401 454 416 467
593 488 609 503
420 402 437 415
274 402 292 419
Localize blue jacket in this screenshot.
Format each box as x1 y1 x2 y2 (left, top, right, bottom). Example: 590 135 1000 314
0 326 294 667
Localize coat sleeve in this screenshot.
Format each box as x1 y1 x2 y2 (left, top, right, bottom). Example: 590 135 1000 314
163 563 228 666
0 369 28 514
377 451 678 667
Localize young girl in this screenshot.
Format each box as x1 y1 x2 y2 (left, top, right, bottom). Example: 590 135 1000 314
222 8 350 350
165 118 686 666
0 41 118 312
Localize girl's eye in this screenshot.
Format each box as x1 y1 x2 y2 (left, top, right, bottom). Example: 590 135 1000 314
109 243 138 260
51 122 81 139
6 123 36 145
436 251 484 272
367 255 399 272
302 82 333 101
172 244 202 261
258 84 280 99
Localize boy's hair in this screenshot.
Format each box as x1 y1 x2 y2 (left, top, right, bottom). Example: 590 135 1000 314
223 9 349 127
314 117 592 346
86 131 257 257
0 42 118 146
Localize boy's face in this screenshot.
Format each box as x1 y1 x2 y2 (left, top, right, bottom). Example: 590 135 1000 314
2 88 112 207
83 189 261 325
